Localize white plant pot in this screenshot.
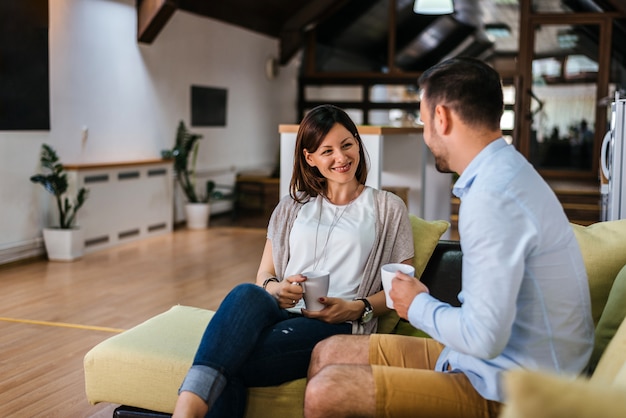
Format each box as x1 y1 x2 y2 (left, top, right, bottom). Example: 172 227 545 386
184 203 211 229
43 228 84 261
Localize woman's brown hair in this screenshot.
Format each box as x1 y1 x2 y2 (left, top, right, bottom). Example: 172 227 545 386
289 105 368 203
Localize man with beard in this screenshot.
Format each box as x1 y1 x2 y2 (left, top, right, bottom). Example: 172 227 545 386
303 57 594 418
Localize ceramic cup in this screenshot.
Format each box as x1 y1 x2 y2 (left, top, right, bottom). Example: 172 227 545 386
381 263 415 309
301 270 330 311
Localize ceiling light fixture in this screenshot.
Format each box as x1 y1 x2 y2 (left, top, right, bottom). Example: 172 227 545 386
413 0 455 15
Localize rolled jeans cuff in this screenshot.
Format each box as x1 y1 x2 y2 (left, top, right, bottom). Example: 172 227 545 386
178 365 227 407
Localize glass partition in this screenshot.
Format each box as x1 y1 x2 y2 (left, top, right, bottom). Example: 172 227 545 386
529 23 599 171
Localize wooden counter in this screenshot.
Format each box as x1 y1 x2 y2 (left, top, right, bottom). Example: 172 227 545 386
279 124 423 135
62 158 171 171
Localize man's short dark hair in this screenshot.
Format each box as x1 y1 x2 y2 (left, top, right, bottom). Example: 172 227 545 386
418 57 504 131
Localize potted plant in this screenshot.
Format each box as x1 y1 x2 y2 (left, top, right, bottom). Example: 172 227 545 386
162 121 223 229
30 144 89 261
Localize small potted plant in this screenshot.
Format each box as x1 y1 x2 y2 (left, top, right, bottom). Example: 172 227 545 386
162 121 223 229
30 144 89 261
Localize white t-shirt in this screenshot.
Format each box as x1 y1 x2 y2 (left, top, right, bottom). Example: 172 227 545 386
285 187 376 311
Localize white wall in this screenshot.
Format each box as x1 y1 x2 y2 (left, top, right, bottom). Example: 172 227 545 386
0 0 298 264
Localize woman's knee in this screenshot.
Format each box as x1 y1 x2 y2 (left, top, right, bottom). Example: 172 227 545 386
230 282 259 295
226 283 268 303
220 283 280 320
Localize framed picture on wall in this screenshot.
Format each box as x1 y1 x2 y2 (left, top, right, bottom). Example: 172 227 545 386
191 85 227 127
0 0 49 130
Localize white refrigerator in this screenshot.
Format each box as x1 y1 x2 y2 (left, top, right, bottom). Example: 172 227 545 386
601 93 626 221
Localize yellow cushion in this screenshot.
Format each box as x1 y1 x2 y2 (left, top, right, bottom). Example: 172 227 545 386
376 215 449 334
615 362 626 389
246 379 306 418
571 220 626 325
591 316 626 386
409 215 450 278
587 264 626 373
500 369 626 418
84 305 305 417
84 306 214 413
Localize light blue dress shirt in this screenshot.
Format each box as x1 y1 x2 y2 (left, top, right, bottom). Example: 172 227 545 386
408 138 594 402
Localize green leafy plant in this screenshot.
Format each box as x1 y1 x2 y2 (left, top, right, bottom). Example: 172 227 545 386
30 144 89 229
161 121 223 203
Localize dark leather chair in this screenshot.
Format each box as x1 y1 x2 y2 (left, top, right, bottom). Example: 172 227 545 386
420 240 462 307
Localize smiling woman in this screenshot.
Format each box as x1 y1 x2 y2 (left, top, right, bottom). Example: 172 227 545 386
290 105 368 205
303 126 362 202
171 104 415 418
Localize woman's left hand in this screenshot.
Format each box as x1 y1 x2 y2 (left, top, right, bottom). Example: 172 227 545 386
302 297 360 324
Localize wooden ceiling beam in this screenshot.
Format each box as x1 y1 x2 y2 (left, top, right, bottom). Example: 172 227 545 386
278 0 349 65
137 0 178 44
606 0 626 15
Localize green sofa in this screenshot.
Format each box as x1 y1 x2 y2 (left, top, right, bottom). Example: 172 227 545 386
84 218 626 418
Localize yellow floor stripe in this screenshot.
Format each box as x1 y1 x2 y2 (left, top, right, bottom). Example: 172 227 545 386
0 317 125 333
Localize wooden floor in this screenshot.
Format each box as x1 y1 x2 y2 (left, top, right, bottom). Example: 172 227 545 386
0 226 268 417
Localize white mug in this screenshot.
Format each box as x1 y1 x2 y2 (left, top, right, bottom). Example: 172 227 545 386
300 270 330 311
381 263 415 309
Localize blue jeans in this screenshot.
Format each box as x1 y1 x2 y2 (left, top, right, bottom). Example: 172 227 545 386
180 283 352 418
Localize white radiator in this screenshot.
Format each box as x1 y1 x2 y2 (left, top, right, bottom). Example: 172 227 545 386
65 160 174 253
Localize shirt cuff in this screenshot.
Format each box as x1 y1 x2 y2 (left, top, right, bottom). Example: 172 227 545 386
407 292 433 326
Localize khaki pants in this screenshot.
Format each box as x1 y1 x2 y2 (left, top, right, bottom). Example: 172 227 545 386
370 334 502 418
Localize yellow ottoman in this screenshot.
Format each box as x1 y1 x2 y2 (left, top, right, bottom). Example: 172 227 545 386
84 305 306 417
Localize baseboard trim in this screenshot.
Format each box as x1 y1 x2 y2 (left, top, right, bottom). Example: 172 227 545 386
0 237 45 266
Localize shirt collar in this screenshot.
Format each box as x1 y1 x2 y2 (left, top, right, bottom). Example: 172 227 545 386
452 137 508 198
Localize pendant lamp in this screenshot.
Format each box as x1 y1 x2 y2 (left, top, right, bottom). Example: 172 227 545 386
413 0 455 15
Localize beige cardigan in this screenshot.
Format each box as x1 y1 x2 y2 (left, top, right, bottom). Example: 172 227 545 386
267 187 414 334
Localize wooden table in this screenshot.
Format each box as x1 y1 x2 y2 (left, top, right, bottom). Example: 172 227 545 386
234 175 280 222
